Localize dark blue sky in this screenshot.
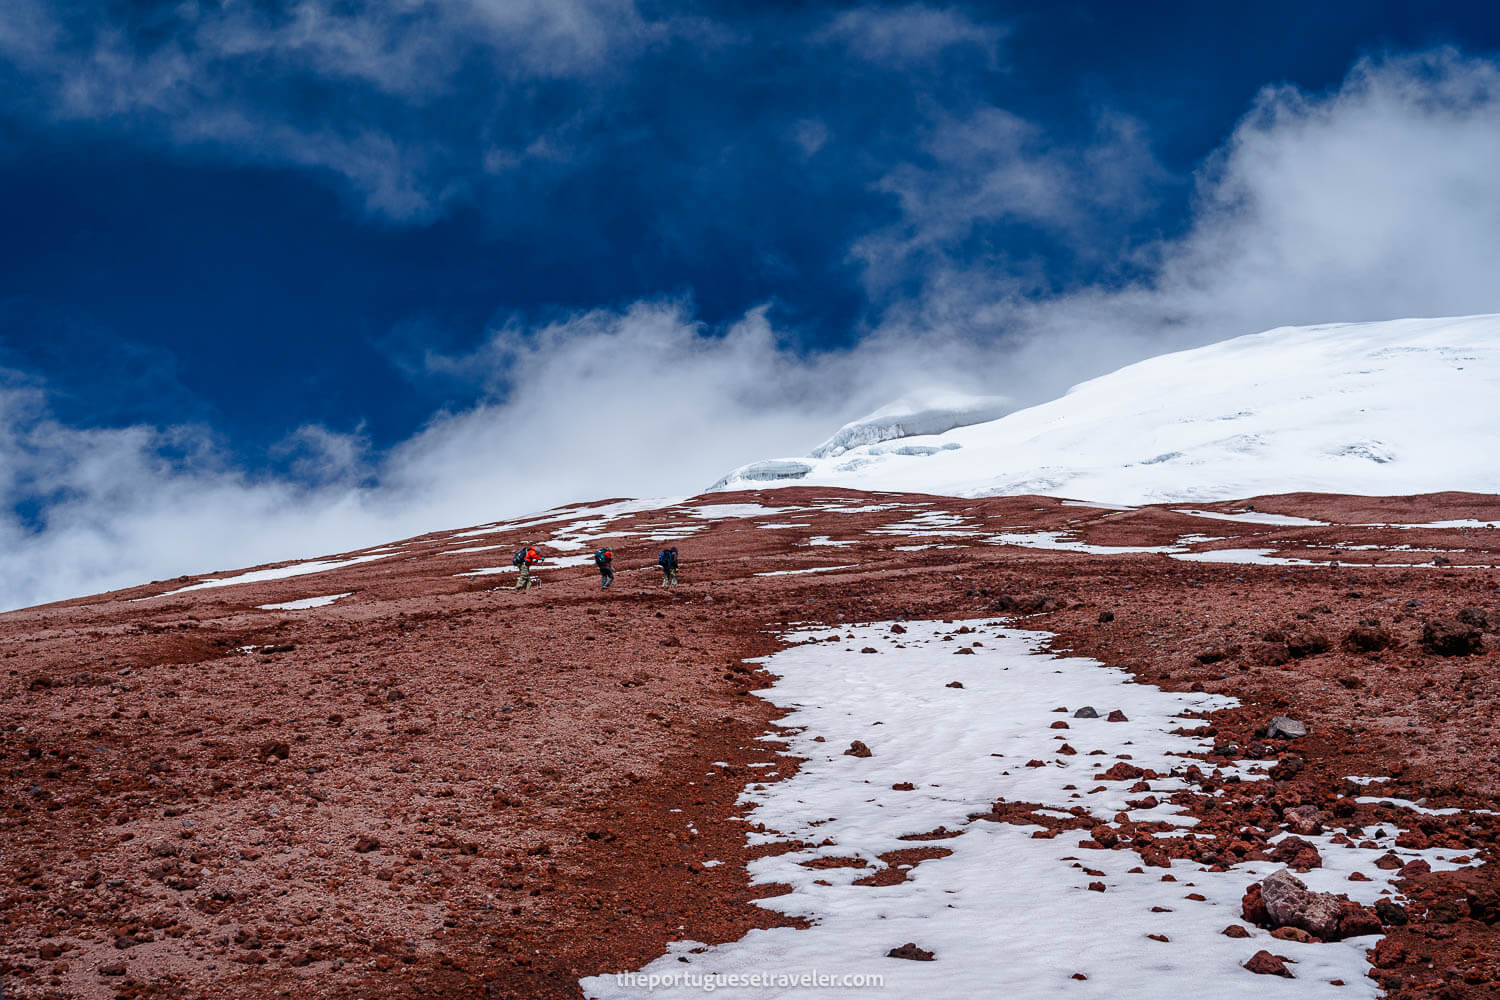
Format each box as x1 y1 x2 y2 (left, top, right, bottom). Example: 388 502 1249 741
2 0 1499 462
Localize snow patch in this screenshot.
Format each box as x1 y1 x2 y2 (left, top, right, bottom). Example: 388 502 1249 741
585 620 1462 999
256 593 352 611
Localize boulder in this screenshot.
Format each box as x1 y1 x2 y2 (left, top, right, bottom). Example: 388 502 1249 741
1268 836 1322 871
1282 804 1323 835
1285 631 1329 658
1342 625 1396 652
1266 716 1307 739
1421 619 1484 656
1257 868 1341 939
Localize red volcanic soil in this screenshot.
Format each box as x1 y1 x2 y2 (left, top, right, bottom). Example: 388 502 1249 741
3 487 1500 999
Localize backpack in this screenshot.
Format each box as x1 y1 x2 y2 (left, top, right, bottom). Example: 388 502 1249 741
658 549 669 567
666 547 679 570
594 548 611 566
512 549 526 568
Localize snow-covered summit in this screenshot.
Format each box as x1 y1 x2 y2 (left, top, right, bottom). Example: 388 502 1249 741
710 314 1500 504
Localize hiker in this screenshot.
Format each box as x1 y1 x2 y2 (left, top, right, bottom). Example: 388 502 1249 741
512 542 545 591
657 546 679 588
594 547 614 589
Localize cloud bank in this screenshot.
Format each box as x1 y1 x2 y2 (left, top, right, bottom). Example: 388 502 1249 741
4 47 1500 610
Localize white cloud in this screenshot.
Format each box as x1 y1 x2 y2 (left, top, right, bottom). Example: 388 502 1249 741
0 302 941 611
816 4 1005 66
867 49 1500 400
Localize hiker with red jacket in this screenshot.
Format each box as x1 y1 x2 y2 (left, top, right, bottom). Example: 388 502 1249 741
512 542 545 591
594 547 614 589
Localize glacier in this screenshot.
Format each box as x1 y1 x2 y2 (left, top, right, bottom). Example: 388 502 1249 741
710 314 1500 504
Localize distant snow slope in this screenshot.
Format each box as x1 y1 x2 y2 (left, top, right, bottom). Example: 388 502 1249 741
711 315 1500 504
808 391 1013 458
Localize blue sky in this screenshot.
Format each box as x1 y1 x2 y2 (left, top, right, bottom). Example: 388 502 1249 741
3 1 1500 608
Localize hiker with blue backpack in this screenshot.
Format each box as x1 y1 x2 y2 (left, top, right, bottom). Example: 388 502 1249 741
512 542 545 591
658 547 679 588
594 547 614 589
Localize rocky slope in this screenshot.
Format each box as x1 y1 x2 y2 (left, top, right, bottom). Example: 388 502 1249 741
3 488 1499 998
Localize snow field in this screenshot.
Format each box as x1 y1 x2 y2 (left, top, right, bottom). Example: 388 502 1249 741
711 314 1500 504
583 620 1471 1000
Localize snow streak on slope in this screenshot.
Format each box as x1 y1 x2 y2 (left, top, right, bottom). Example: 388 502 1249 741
583 621 1471 1000
711 314 1500 504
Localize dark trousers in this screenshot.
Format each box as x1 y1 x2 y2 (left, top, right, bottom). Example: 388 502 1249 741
599 565 614 588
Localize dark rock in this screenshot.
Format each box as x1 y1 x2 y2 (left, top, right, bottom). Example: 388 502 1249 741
1375 899 1408 926
890 623 906 634
1268 755 1305 781
1105 710 1128 723
887 942 934 961
1285 631 1329 658
1073 706 1099 719
1253 642 1292 666
946 681 964 688
257 741 291 761
1397 858 1431 878
1243 950 1293 978
100 962 127 977
1222 924 1251 939
991 593 1062 614
1097 611 1114 623
353 835 382 853
1421 619 1484 656
1268 836 1322 871
860 647 879 654
844 740 873 758
1456 606 1494 631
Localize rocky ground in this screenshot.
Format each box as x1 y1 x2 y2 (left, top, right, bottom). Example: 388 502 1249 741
2 488 1498 999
